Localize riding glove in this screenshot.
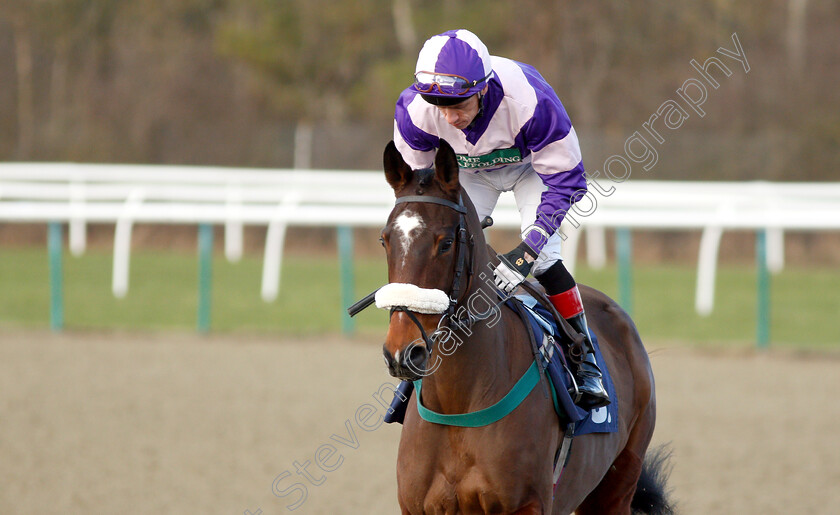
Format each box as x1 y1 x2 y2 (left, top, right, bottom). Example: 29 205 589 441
493 241 537 293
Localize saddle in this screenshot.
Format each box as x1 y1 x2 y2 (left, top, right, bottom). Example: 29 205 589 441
508 282 618 436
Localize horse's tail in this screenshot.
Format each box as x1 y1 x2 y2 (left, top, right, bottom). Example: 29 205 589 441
631 445 675 515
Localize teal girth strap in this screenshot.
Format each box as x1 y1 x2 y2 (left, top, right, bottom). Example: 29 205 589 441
413 361 560 428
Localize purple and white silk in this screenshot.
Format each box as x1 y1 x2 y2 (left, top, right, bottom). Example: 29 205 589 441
395 56 587 256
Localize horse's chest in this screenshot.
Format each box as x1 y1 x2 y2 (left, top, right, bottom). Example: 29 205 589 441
422 469 508 514
398 401 555 513
400 455 541 514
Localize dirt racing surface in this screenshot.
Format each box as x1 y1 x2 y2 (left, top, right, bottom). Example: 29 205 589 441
1 330 838 514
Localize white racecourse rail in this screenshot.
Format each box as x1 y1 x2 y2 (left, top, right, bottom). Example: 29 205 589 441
1 163 839 315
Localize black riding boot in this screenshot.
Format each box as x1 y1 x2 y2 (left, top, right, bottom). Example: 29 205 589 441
383 380 414 424
536 260 610 410
564 311 611 410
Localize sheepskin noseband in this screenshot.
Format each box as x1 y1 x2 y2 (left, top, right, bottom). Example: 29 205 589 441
374 283 450 314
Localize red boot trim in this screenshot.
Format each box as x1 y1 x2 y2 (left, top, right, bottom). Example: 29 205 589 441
548 286 584 319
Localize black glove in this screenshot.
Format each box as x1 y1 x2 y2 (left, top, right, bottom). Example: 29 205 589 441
493 241 537 293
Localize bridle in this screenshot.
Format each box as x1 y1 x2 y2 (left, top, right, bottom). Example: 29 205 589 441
348 186 492 352
394 193 471 316
386 192 471 353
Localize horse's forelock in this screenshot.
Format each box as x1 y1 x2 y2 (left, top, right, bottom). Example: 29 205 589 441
416 168 434 188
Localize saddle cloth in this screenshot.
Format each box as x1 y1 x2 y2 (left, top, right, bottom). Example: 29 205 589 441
511 295 619 436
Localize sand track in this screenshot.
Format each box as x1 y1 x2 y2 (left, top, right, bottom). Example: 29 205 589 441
1 330 838 514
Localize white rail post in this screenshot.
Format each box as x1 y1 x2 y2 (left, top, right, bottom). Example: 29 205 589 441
69 178 87 256
224 180 244 263
112 188 145 298
767 228 784 274
695 225 724 316
261 193 300 302
585 225 607 269
760 184 785 274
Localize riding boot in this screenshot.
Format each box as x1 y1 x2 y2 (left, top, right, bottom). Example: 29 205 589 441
383 380 414 424
564 310 611 409
547 287 611 410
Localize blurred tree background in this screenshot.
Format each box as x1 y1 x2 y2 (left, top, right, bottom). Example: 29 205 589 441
0 0 838 177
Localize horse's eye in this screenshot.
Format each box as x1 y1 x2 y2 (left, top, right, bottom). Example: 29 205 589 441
379 236 386 248
439 238 454 253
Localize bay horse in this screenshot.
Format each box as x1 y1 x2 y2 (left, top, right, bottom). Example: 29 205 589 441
375 139 671 514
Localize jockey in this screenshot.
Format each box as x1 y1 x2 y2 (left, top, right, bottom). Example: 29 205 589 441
389 29 609 419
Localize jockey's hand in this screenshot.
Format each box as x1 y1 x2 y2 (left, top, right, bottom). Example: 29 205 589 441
494 241 537 294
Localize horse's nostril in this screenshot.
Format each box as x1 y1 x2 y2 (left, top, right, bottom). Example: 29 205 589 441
404 344 429 374
382 344 395 368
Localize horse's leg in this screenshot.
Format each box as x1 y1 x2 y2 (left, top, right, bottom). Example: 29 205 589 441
574 448 643 515
512 502 543 515
575 406 655 515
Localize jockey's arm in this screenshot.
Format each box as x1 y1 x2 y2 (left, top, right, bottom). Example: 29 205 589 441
494 102 587 293
519 97 587 256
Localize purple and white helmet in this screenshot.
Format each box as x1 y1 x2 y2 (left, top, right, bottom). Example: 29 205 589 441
413 29 494 106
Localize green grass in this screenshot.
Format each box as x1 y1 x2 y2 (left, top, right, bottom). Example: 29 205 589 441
1 247 838 349
0 248 391 335
574 265 840 349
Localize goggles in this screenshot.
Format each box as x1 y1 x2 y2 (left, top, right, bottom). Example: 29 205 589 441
413 71 492 96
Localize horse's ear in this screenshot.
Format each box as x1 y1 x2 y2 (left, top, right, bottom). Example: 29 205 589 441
383 141 412 192
434 139 460 195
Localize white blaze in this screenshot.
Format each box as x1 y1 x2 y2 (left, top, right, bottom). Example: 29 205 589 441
394 211 425 263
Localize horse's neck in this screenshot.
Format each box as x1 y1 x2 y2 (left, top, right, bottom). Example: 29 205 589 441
419 261 531 415
417 197 532 413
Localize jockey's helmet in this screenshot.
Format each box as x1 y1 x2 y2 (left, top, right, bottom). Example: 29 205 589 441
413 29 494 107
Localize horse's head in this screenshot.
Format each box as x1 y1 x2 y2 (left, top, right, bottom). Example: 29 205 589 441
378 139 477 380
